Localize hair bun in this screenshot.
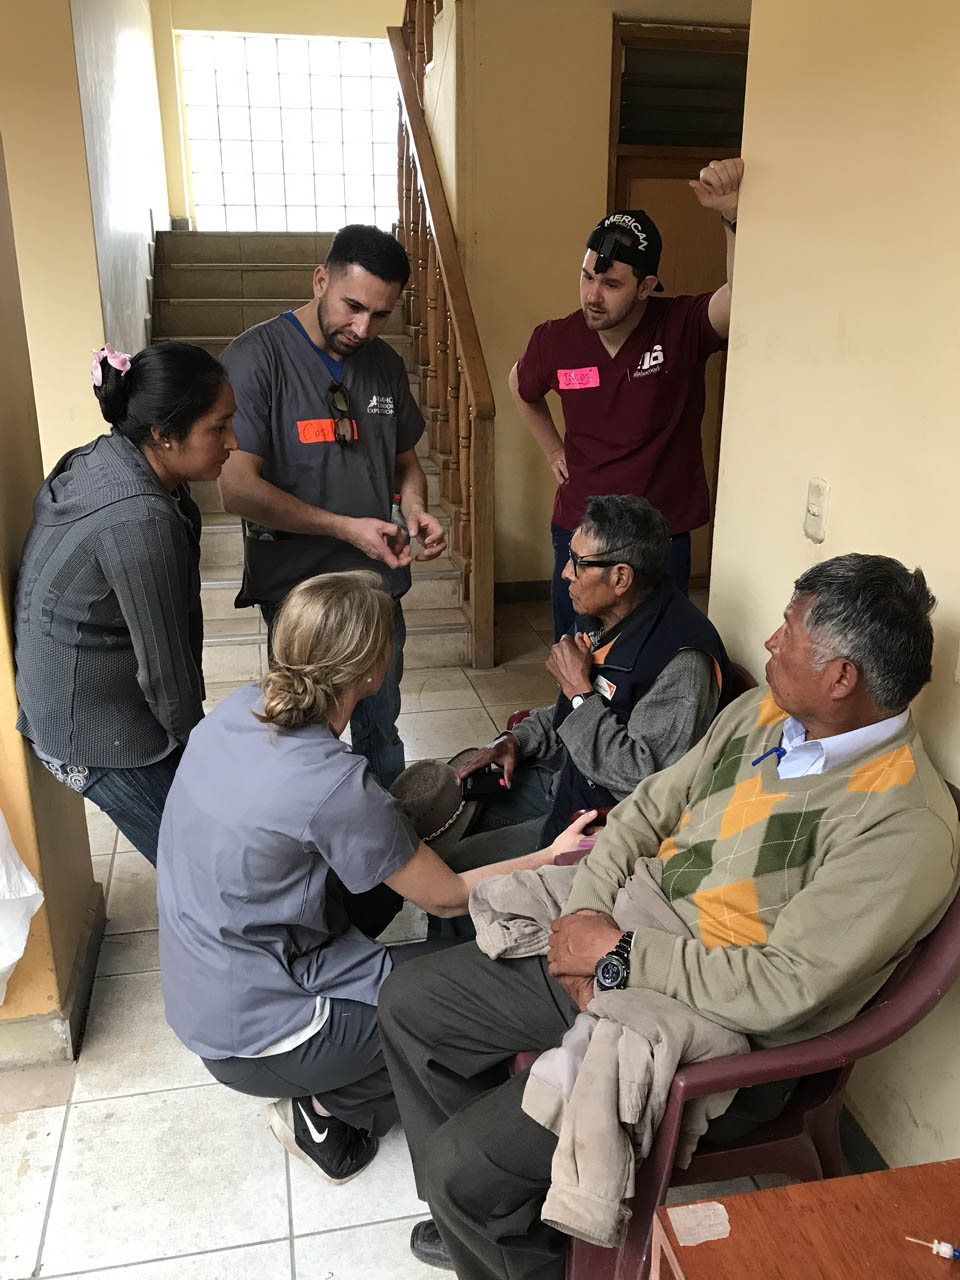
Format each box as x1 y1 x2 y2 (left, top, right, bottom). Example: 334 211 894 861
94 360 133 426
258 664 333 730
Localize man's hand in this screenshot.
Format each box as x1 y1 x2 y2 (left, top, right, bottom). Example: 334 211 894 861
548 910 622 978
340 516 412 569
547 446 569 486
689 157 744 220
555 972 596 1013
407 508 447 562
454 734 520 787
546 633 594 701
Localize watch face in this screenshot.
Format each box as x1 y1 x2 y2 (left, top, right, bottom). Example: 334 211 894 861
596 956 627 990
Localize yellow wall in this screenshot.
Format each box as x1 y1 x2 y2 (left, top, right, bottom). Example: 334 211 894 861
709 0 960 1165
72 0 170 354
0 134 96 1027
156 0 404 220
423 1 461 232
460 0 751 583
0 2 106 468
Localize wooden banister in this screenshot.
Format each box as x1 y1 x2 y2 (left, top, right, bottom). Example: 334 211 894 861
389 23 495 668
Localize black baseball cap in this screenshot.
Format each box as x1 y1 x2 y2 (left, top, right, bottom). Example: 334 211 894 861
586 210 664 291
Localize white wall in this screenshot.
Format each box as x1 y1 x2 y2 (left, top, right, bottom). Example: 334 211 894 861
71 0 169 353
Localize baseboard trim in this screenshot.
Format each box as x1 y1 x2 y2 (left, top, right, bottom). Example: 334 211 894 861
840 1106 887 1174
495 580 550 603
0 879 105 1067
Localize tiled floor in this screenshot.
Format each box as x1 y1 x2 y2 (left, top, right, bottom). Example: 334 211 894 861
1 595 773 1280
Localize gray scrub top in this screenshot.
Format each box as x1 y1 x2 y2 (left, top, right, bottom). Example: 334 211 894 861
220 313 425 606
157 684 418 1059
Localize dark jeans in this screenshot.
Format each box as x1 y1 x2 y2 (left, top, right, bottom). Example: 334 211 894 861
82 748 184 867
262 597 407 788
550 525 693 641
379 942 796 1280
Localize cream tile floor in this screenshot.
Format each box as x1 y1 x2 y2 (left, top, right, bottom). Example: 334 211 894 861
1 598 767 1280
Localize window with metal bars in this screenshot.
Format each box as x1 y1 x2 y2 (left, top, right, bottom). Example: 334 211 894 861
178 32 399 233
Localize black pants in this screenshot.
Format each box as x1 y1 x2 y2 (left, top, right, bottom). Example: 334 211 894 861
202 883 448 1136
379 942 796 1280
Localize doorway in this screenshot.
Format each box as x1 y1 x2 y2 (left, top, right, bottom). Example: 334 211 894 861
609 24 749 588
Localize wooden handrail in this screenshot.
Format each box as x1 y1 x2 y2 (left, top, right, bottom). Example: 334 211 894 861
388 23 495 668
388 28 494 418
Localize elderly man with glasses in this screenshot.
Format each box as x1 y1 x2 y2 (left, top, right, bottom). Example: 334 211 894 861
438 494 730 911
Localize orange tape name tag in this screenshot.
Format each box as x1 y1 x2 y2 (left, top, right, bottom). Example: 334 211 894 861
297 418 358 444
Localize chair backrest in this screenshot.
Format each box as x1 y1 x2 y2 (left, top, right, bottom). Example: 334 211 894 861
727 661 758 699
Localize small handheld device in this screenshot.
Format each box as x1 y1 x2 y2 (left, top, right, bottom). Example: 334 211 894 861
462 765 506 800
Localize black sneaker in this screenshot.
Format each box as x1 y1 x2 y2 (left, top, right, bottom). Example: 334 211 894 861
410 1219 455 1271
266 1098 378 1183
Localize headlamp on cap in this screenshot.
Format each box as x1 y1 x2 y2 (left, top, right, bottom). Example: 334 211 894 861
586 211 664 290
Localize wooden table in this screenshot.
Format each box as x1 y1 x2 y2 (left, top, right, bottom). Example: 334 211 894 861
652 1159 960 1279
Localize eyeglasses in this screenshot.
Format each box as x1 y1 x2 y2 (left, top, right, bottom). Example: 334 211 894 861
568 546 634 577
328 382 357 446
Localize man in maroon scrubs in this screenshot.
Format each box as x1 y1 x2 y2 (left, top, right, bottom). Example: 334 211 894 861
510 157 744 639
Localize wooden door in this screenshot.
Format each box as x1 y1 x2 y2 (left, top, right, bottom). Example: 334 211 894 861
616 151 728 586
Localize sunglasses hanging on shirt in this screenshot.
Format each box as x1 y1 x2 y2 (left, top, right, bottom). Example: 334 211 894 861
328 382 358 446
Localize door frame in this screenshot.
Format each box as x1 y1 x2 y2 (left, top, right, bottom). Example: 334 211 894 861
607 20 748 589
607 21 750 209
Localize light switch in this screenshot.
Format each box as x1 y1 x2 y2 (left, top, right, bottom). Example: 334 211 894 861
803 477 830 544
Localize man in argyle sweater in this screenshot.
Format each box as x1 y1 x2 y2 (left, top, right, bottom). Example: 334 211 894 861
380 553 960 1280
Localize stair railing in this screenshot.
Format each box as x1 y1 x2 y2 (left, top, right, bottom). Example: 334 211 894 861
390 14 495 669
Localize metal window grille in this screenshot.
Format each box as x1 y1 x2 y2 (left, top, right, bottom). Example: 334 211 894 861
178 32 399 233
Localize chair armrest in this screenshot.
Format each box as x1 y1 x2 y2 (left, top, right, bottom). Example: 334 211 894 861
669 1033 850 1103
506 710 532 731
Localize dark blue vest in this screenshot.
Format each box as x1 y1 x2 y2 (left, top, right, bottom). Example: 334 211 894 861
539 580 731 844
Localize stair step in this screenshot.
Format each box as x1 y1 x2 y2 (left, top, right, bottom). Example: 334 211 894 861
154 298 404 339
161 330 414 368
198 604 470 683
156 230 334 265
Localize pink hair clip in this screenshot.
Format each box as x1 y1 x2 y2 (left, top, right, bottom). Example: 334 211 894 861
91 342 132 388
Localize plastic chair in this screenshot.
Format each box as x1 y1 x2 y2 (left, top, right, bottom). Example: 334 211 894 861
518 784 960 1280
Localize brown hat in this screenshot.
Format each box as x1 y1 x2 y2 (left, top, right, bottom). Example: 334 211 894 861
389 749 479 849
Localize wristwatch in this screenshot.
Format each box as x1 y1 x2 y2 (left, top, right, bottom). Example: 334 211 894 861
595 931 635 991
570 691 597 711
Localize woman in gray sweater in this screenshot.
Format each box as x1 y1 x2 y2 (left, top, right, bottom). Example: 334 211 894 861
14 340 237 864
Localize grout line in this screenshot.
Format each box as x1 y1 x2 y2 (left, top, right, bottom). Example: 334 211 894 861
293 1211 427 1242
69 1080 220 1108
285 1152 297 1280
37 1234 293 1278
31 1027 81 1278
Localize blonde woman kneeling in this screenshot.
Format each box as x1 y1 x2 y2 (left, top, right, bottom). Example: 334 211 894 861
157 571 592 1184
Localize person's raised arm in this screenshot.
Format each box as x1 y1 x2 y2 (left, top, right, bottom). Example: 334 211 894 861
508 362 568 485
688 157 744 340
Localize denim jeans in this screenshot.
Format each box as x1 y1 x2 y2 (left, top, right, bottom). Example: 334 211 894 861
262 599 406 790
82 748 184 867
550 523 693 640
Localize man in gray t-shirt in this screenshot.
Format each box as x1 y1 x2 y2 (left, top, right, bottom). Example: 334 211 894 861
219 225 446 786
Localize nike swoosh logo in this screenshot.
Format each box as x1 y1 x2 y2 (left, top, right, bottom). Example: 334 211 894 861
297 1100 329 1145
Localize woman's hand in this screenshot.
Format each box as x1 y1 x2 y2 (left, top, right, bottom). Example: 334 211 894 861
547 809 598 861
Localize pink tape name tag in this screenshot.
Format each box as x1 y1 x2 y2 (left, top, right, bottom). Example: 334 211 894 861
557 366 600 390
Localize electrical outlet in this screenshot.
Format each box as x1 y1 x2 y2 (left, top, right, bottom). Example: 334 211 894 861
803 478 830 543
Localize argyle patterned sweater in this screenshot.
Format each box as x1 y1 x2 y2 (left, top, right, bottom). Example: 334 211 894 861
564 687 959 1047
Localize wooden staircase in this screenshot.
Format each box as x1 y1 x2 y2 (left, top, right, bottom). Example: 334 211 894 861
152 229 473 691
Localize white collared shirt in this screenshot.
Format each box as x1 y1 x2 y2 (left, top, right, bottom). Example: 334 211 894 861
776 710 910 779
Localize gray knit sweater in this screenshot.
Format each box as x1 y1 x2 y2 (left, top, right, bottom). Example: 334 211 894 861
14 431 205 768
